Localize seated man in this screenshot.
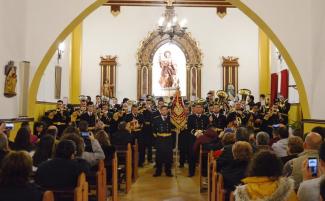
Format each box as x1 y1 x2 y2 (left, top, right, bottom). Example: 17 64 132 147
272 126 290 157
298 141 325 201
35 140 83 189
283 132 322 190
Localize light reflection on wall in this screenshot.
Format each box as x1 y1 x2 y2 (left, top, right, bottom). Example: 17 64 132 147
152 43 186 97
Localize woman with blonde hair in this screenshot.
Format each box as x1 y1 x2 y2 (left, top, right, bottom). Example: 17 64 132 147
234 150 298 201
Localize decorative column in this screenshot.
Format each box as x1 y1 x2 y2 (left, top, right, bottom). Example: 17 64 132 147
70 23 82 104
258 29 270 96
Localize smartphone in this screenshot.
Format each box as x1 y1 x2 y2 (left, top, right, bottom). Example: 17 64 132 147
81 132 89 137
308 157 318 177
5 123 14 130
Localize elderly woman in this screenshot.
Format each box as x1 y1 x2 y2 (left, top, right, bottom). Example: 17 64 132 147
234 150 298 201
221 141 253 196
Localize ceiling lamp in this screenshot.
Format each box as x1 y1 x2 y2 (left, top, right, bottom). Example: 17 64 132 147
157 1 187 40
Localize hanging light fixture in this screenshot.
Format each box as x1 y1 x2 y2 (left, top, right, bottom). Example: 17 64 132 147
157 1 187 40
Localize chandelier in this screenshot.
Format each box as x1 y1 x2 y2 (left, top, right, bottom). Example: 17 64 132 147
157 3 187 40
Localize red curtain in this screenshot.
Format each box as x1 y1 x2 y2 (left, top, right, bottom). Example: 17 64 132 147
281 69 289 98
271 73 278 105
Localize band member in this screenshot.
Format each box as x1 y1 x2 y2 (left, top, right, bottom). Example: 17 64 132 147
234 102 248 127
178 105 190 168
262 104 281 136
80 101 96 128
111 103 128 133
209 104 227 131
95 95 102 109
124 105 145 166
246 104 263 132
142 99 155 163
53 100 68 136
152 105 175 177
100 103 113 133
278 95 291 124
186 102 209 177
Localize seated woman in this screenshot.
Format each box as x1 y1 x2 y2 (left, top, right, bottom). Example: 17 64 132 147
35 140 83 189
0 133 10 167
32 134 55 167
222 141 252 199
95 130 115 162
11 127 35 153
281 136 304 164
111 121 133 146
33 122 45 139
0 151 43 201
234 150 298 201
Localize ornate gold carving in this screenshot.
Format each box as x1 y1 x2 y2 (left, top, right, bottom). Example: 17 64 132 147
136 30 203 99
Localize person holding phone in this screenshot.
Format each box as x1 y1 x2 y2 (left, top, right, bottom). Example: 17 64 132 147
298 141 325 201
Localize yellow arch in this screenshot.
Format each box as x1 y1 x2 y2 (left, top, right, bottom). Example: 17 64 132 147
28 0 311 118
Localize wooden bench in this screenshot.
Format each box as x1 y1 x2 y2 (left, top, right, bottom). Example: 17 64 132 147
115 143 132 193
48 172 89 201
132 140 139 182
42 191 54 201
111 152 118 201
207 151 215 201
229 191 235 201
199 145 209 192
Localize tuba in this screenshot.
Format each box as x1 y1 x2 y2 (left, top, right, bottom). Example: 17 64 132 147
238 89 251 102
216 90 228 105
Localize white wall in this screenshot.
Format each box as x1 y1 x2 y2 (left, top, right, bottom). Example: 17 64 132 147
1 0 324 119
82 7 259 101
0 0 27 118
37 35 71 102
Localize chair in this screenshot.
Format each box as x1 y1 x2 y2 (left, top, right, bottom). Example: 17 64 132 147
111 152 118 201
207 151 214 201
199 145 209 192
216 173 224 201
229 191 235 201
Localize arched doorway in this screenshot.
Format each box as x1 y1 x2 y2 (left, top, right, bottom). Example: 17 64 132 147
136 31 202 99
27 0 310 118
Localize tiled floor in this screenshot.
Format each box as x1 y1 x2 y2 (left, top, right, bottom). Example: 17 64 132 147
120 164 208 201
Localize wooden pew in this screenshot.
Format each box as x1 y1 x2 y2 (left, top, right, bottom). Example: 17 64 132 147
229 191 235 201
115 143 132 193
199 145 209 192
207 151 214 201
111 152 118 201
96 160 107 201
132 140 139 182
50 173 89 201
42 191 54 201
216 173 224 201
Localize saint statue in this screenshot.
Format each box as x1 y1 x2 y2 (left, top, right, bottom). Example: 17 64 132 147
103 80 113 97
4 61 17 97
226 83 235 101
159 50 178 88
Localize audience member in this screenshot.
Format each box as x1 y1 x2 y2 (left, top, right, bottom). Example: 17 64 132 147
234 150 298 201
193 126 220 154
312 126 325 141
32 135 55 167
272 127 289 157
283 132 322 190
61 132 104 167
0 121 6 135
111 121 134 145
216 131 236 172
297 141 325 201
0 151 42 201
35 140 83 189
255 131 270 151
269 127 280 146
95 130 115 162
222 141 252 193
12 127 34 153
320 178 325 201
46 125 59 139
0 133 9 167
281 136 304 164
33 122 45 138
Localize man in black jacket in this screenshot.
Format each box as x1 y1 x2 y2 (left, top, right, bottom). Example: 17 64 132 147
35 140 84 189
186 102 209 177
80 102 96 127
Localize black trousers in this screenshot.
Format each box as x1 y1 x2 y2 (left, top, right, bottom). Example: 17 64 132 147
155 136 173 174
178 131 188 165
185 135 196 176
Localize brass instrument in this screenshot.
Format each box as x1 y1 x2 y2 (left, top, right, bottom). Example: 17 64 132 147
238 89 251 102
216 90 228 105
113 110 125 121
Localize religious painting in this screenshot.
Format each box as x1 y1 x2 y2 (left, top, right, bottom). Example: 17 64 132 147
4 61 17 97
54 65 62 99
100 56 117 98
152 43 186 97
222 56 239 100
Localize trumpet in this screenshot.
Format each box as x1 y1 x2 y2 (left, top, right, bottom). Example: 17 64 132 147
238 89 251 102
216 90 228 105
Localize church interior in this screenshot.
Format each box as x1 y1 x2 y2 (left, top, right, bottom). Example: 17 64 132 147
0 0 325 201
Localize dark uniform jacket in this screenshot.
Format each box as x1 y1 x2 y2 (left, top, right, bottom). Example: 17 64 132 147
187 114 209 135
210 113 227 130
80 112 96 127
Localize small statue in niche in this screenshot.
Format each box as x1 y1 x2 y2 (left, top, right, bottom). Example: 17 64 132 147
103 80 113 97
4 61 17 97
